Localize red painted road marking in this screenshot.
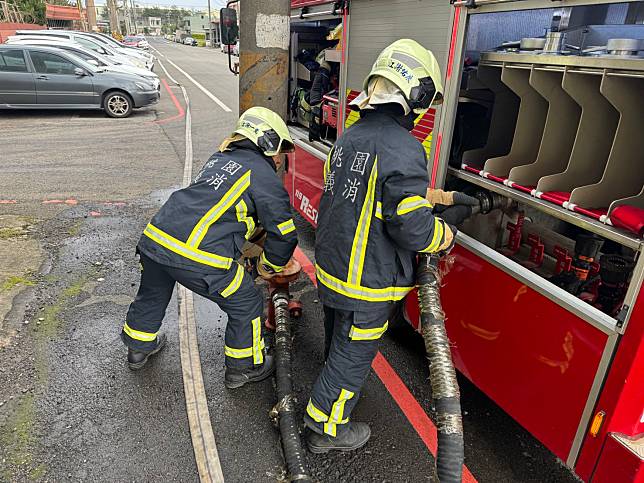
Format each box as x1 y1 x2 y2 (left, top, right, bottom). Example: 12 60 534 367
42 198 78 205
155 78 185 125
292 246 477 482
0 200 18 204
372 353 477 483
294 247 316 284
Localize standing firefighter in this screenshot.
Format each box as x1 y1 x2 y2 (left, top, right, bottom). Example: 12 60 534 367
121 107 298 389
305 39 477 452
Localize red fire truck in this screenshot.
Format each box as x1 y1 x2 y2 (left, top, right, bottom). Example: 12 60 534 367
284 0 643 481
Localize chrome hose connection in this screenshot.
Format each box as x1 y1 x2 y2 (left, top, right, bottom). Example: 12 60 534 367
271 291 311 481
417 254 464 483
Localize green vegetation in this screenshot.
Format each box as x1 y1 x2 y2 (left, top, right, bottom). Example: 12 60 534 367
1 272 93 480
67 220 82 237
36 275 88 339
192 32 206 47
1 394 36 479
1 275 35 292
0 227 24 240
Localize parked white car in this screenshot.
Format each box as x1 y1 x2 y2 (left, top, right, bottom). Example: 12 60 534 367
88 32 154 67
5 37 160 90
183 37 198 46
14 31 152 70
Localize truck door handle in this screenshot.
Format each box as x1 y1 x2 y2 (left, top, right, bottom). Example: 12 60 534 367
37 75 48 80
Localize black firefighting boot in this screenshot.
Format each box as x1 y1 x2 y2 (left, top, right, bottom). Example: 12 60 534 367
306 422 371 454
224 354 275 389
127 333 167 371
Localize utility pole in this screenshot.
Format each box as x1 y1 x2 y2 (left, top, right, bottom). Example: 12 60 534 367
107 0 120 34
207 0 213 48
85 0 97 31
130 0 136 34
238 0 290 117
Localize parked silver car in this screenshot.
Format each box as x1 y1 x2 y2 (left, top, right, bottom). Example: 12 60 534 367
0 45 159 118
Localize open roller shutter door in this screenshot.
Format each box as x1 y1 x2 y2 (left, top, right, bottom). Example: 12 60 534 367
346 0 452 166
346 0 451 90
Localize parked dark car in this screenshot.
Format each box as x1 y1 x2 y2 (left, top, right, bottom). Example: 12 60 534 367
0 45 159 118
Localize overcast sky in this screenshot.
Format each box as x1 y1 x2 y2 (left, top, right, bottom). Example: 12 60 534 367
94 0 227 10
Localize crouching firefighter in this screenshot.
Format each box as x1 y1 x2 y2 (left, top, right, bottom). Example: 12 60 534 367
304 39 476 453
121 107 298 389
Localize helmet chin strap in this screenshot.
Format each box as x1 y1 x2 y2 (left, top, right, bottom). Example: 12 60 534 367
401 110 417 131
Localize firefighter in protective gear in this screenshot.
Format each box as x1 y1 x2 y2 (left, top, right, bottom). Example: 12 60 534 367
305 39 470 453
121 107 298 389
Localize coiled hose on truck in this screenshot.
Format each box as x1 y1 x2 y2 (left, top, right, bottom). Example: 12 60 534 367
417 254 464 483
269 290 312 481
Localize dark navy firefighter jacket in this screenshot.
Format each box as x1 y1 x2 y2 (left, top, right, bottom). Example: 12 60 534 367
315 107 448 312
138 141 298 291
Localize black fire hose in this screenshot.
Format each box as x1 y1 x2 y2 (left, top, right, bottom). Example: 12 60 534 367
269 290 312 481
417 254 464 483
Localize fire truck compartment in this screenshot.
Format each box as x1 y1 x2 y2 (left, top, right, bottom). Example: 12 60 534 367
288 10 342 145
444 5 643 325
436 4 644 469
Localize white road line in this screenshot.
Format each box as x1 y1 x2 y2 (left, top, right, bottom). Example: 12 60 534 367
162 54 226 483
155 57 180 86
156 52 232 112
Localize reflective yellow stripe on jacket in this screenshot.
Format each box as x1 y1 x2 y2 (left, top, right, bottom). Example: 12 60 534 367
143 223 232 270
235 199 255 239
277 218 296 235
420 217 444 253
396 195 431 216
187 170 251 247
323 147 333 183
316 264 412 302
347 158 378 286
260 251 285 273
374 201 383 220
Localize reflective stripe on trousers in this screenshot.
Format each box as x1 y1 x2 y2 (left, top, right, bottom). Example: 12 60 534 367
123 322 158 342
306 389 354 437
223 317 264 365
220 263 244 298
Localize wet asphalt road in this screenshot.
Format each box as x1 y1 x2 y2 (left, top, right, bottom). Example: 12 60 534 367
0 38 580 482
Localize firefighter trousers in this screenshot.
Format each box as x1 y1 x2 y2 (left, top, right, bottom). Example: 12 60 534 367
121 253 265 369
305 304 392 437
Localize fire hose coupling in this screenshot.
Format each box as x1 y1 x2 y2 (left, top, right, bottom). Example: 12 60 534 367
272 291 290 308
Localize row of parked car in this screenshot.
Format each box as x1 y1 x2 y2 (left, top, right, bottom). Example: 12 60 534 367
0 30 159 118
164 34 197 46
162 33 239 55
122 34 150 50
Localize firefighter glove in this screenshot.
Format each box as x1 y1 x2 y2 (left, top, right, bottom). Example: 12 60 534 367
426 189 479 207
433 204 472 226
437 221 457 254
